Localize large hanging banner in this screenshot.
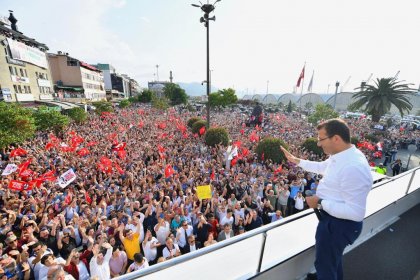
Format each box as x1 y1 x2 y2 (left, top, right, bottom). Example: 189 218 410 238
7 38 48 69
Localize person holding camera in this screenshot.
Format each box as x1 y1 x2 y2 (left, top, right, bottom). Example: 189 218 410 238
282 119 372 280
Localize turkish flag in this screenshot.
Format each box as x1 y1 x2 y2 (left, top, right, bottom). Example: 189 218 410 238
85 192 92 204
233 141 242 148
210 170 215 180
87 141 98 147
114 163 125 175
240 129 245 135
77 148 90 156
45 142 54 150
274 165 283 174
199 126 206 135
117 150 126 159
18 158 32 175
157 144 165 153
241 148 250 157
138 121 144 128
165 164 175 178
231 157 238 167
10 148 28 157
296 65 305 87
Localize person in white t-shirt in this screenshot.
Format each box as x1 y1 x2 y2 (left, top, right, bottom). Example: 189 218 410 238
294 191 306 212
142 230 160 264
220 209 234 227
127 253 149 273
162 237 181 260
154 214 170 245
89 243 113 280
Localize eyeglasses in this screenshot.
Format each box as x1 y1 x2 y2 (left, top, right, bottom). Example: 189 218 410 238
317 135 333 142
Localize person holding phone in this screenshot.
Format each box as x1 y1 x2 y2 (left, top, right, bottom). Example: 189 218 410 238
281 119 372 280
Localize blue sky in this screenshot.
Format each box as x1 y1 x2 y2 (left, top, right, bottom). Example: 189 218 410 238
2 0 419 96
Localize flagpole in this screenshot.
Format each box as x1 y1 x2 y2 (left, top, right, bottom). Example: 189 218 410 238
299 62 306 112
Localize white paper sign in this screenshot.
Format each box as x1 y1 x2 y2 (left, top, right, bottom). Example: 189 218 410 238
1 164 18 176
57 169 77 188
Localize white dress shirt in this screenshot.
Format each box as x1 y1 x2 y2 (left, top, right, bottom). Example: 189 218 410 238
299 145 372 221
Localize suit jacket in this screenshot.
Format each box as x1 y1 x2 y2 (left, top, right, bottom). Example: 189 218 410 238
182 241 202 254
217 230 234 242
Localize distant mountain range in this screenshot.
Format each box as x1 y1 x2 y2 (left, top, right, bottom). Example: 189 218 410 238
177 82 218 96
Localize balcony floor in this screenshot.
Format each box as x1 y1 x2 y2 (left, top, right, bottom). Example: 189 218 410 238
343 203 420 280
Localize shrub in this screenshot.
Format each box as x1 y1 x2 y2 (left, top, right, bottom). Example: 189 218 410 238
205 127 229 147
67 107 88 124
187 117 201 128
364 134 379 143
192 120 207 134
255 137 288 163
351 136 359 145
33 107 70 134
119 100 131 108
92 101 113 115
301 138 324 156
0 102 36 148
151 97 169 110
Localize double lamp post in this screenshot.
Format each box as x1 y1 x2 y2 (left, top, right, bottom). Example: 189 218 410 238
192 0 221 128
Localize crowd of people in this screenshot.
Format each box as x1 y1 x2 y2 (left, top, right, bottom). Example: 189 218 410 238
0 103 418 279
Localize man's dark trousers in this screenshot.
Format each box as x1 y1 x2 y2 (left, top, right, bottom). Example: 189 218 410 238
315 210 362 280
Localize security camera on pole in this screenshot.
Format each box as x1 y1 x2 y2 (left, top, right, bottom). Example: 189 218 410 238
192 0 221 128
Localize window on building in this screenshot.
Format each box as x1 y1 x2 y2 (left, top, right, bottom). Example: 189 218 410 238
14 67 18 76
27 86 32 93
17 85 22 93
67 57 78 66
45 73 48 80
20 68 25 77
24 69 28 77
13 85 18 93
9 66 14 75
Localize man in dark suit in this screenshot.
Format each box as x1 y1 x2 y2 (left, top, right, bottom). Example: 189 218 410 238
217 223 235 242
183 235 202 254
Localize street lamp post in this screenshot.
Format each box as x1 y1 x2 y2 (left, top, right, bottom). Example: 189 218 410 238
333 81 340 111
192 0 221 128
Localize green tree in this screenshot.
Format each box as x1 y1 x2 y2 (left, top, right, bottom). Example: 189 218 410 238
138 89 154 103
119 100 131 108
287 100 293 113
67 107 88 124
305 102 313 111
219 88 238 106
255 137 288 164
308 104 339 125
350 78 416 122
205 127 229 147
301 138 324 156
187 117 201 128
92 101 113 115
151 96 169 110
0 102 36 148
163 83 188 105
34 107 70 134
208 92 222 107
191 120 207 134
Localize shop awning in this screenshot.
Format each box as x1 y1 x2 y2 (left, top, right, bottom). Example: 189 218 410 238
55 85 84 92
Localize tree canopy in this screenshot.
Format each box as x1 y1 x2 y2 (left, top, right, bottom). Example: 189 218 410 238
209 88 238 107
308 104 339 125
138 89 154 103
163 83 188 105
0 102 36 148
33 106 70 134
350 78 416 122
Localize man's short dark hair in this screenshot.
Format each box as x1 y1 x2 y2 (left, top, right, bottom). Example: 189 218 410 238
317 118 350 143
134 253 144 263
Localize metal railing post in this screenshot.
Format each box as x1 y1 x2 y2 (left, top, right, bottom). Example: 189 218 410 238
405 169 417 195
256 232 268 274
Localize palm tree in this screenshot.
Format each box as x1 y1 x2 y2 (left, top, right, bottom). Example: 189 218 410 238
350 78 416 122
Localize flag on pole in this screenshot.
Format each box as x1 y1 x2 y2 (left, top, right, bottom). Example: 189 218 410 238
296 65 305 87
307 70 314 92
